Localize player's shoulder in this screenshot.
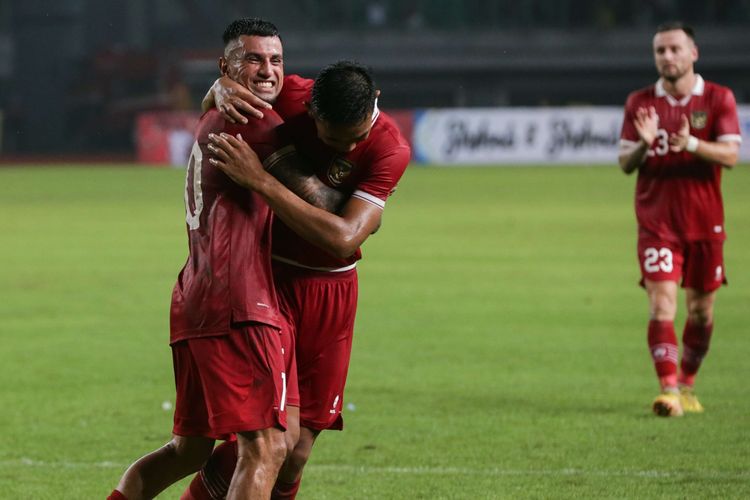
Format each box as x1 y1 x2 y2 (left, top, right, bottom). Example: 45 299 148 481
625 84 657 106
701 79 736 100
195 108 282 143
282 74 314 91
371 110 411 151
276 74 313 119
357 112 411 177
194 109 227 142
279 74 313 103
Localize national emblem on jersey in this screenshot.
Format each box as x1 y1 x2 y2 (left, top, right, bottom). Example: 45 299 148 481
327 158 354 186
690 111 707 130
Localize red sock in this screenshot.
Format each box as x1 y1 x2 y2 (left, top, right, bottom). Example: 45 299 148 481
271 478 302 500
648 319 678 389
107 491 128 500
679 321 713 387
180 440 238 500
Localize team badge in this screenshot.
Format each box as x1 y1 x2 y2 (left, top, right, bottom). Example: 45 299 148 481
690 111 707 130
327 158 354 186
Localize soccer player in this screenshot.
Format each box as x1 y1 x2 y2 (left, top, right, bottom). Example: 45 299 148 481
183 62 410 499
108 18 344 500
618 21 741 417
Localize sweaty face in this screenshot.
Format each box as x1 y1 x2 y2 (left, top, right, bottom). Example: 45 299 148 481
223 35 284 103
312 113 373 153
653 30 697 83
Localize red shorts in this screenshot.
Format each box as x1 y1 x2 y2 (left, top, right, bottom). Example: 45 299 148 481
637 234 726 292
172 324 287 440
273 261 358 431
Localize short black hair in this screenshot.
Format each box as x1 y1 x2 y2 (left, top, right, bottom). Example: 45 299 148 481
310 61 377 126
222 17 281 46
656 21 695 42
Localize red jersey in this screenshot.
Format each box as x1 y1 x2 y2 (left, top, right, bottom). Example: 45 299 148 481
620 75 741 242
274 74 312 120
271 75 411 270
169 109 284 343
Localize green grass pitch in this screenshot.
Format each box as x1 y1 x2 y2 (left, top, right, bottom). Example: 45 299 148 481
1 164 749 499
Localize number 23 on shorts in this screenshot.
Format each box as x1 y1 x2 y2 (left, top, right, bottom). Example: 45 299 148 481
643 247 674 273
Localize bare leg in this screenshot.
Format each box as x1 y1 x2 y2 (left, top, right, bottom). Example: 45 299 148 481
277 426 319 485
685 288 716 326
283 406 301 458
227 428 286 500
178 407 301 500
644 279 678 321
116 435 215 500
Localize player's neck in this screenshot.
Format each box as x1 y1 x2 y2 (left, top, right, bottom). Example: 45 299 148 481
662 72 696 99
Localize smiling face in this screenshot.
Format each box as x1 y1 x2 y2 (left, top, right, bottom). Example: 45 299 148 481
220 35 284 103
653 29 697 83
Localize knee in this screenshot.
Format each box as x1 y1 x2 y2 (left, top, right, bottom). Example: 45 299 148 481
287 434 315 470
268 432 288 467
169 437 213 472
688 305 713 326
649 295 676 321
646 281 678 321
238 430 287 469
284 431 298 459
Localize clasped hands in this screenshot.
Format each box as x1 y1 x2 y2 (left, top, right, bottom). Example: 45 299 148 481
633 106 693 153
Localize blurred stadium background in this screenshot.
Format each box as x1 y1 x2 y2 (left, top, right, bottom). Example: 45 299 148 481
2 2 750 499
1 0 750 161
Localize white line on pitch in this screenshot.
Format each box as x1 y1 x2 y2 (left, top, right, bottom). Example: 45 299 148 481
1 459 748 480
0 458 123 469
308 464 750 480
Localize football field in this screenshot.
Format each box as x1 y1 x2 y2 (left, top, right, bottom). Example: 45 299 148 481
1 164 749 499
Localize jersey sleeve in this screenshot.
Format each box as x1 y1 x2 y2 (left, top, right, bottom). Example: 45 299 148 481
620 92 640 143
353 144 411 209
274 75 313 120
713 88 742 143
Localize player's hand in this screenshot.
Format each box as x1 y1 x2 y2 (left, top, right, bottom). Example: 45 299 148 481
209 76 272 124
668 114 691 152
633 106 659 146
207 132 267 190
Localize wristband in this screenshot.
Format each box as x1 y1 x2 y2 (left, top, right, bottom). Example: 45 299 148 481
686 135 699 153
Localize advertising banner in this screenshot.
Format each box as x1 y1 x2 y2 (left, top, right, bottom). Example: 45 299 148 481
413 107 623 165
413 105 750 165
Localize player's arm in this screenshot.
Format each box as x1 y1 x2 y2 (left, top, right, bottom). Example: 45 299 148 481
668 114 739 169
202 75 271 123
257 187 381 259
263 146 347 213
618 141 650 175
208 132 381 258
618 106 658 174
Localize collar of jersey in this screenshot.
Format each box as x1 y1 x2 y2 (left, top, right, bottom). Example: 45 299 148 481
371 98 380 125
655 74 704 106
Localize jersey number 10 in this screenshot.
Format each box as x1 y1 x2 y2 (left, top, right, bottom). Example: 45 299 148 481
184 141 204 230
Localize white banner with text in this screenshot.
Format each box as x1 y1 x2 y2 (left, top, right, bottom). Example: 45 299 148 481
413 106 750 165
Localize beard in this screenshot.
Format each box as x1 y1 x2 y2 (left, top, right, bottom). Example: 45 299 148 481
659 65 687 83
